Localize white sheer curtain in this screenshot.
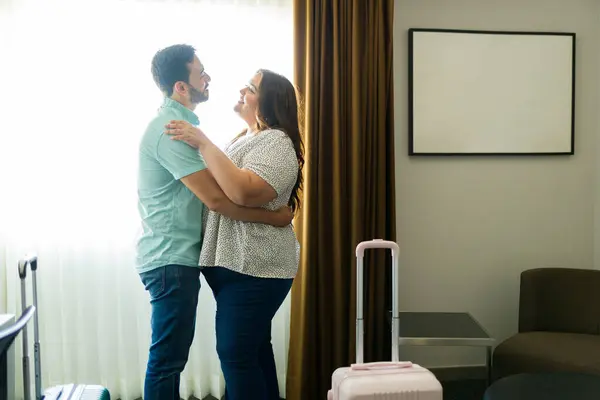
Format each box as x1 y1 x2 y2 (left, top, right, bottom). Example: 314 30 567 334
0 0 293 398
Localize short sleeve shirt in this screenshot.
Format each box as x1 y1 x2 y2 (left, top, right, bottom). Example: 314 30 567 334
199 129 300 279
136 97 207 274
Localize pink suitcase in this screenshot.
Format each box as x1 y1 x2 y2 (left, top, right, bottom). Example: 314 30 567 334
327 239 443 400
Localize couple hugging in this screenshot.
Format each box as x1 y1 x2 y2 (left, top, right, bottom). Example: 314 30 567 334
136 44 303 400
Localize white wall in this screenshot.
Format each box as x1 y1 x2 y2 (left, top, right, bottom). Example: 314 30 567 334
394 0 600 368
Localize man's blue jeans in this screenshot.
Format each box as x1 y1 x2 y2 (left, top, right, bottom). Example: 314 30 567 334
140 265 200 400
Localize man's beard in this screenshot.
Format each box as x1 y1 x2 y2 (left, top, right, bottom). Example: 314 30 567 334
190 86 209 104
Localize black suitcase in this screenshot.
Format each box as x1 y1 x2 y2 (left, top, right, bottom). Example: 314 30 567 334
19 255 111 400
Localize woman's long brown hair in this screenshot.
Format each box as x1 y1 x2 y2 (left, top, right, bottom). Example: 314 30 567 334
230 69 305 214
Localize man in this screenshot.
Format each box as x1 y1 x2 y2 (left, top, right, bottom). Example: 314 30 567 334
136 44 291 400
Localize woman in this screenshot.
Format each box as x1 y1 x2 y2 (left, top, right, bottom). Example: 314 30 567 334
165 69 304 400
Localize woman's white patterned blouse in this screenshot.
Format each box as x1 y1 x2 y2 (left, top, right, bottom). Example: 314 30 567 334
199 129 300 279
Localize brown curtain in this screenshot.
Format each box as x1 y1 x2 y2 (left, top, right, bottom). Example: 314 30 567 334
287 1 396 399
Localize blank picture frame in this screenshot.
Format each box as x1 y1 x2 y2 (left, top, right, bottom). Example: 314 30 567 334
408 28 576 156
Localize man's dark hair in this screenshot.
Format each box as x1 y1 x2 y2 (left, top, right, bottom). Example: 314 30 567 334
151 44 196 96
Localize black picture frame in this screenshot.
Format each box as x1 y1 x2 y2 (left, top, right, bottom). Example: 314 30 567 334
407 28 576 156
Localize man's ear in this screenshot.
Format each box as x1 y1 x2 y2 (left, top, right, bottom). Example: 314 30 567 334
173 82 186 95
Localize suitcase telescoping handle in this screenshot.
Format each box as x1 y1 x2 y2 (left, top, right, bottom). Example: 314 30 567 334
18 254 42 400
355 239 400 365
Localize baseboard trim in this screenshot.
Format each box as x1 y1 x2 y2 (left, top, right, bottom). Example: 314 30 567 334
200 397 281 400
429 365 487 381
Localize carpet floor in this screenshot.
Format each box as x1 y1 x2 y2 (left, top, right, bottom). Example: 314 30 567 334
129 378 488 399
201 379 488 399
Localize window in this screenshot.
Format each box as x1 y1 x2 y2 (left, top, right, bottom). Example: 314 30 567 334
0 0 293 398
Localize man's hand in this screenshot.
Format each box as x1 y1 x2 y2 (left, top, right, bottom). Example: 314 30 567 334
273 206 294 227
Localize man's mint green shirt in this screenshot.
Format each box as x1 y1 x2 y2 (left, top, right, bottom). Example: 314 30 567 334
136 97 207 274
